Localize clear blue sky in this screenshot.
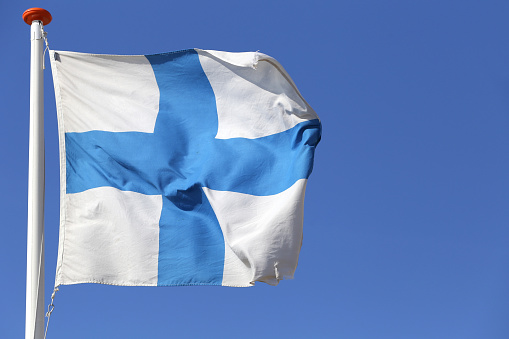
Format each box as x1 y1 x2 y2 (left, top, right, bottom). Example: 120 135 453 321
1 1 508 338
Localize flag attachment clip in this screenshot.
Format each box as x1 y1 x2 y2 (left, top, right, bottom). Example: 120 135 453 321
41 26 49 70
43 287 58 339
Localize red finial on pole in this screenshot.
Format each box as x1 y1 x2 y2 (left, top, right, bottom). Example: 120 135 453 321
23 8 52 25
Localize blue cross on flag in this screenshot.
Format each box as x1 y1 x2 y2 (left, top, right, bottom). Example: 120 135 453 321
50 49 321 287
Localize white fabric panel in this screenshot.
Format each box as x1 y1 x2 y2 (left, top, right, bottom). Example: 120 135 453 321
49 50 159 133
203 179 307 286
55 187 162 286
196 49 318 139
198 49 260 68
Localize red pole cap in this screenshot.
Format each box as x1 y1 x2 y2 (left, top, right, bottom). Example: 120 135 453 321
23 8 52 25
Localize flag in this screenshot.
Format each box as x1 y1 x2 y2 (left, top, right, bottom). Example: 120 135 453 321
50 48 321 287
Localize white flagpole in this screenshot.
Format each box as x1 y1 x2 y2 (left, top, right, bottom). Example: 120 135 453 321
23 8 51 339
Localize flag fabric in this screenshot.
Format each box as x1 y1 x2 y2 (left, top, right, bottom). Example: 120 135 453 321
49 48 321 287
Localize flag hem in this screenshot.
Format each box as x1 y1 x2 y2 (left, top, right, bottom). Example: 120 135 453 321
56 280 255 288
49 50 68 288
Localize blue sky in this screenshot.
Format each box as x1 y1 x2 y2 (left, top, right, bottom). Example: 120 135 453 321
1 1 509 338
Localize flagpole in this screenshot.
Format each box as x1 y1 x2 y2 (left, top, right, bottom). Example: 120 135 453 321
23 8 51 339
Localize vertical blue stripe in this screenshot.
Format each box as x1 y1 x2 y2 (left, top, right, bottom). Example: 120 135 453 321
146 50 225 286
